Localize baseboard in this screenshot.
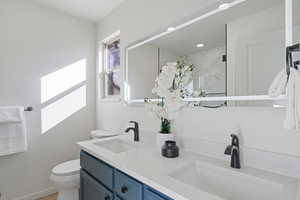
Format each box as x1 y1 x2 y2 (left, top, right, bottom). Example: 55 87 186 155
12 187 57 200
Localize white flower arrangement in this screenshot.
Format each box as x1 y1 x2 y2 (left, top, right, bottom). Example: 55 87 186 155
146 59 201 133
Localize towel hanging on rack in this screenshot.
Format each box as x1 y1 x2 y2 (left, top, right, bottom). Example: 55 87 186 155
268 69 288 98
284 68 300 130
269 43 300 130
0 106 28 156
24 107 33 112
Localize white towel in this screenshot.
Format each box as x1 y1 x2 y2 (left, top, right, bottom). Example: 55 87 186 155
0 107 22 123
268 69 287 97
0 107 28 156
284 68 300 130
268 68 300 130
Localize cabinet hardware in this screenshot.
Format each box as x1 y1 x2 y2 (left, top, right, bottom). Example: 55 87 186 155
121 185 128 193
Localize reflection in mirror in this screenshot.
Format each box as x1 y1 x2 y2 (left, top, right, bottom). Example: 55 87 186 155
126 0 287 106
152 21 227 107
227 0 285 106
153 23 226 99
127 45 159 99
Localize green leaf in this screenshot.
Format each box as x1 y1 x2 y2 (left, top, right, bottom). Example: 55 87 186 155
160 118 171 133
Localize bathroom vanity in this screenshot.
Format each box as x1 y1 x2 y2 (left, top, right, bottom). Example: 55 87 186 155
80 150 172 200
78 135 299 200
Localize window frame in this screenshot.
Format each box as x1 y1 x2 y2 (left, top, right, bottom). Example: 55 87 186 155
98 30 121 101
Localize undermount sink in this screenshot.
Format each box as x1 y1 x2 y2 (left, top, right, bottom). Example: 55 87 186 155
169 161 298 200
93 139 135 154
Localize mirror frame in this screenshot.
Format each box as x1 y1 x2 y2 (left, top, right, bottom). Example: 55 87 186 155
124 0 289 105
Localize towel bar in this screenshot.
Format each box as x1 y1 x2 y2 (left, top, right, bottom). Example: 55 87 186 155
24 107 33 111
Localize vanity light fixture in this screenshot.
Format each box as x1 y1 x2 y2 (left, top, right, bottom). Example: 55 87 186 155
167 27 176 32
196 43 205 48
218 3 230 10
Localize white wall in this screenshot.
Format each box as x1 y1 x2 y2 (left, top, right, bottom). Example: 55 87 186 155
0 0 96 199
96 0 300 162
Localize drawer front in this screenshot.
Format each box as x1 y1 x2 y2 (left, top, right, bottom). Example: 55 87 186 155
80 170 113 200
144 187 173 200
144 190 165 200
80 151 113 189
115 170 142 200
115 196 122 200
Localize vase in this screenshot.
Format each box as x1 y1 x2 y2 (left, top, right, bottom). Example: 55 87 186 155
157 132 175 147
161 141 179 158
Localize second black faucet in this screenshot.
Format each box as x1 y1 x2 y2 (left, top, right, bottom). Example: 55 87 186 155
125 121 140 142
224 134 241 169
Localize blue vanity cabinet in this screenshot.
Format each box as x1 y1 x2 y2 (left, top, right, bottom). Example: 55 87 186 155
80 170 113 200
80 151 173 200
144 186 173 200
114 170 143 200
80 151 113 190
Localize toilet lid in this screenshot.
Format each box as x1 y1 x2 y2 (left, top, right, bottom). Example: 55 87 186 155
52 159 80 176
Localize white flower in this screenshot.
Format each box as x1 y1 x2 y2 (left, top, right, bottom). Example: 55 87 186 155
164 89 185 120
146 102 168 119
166 62 177 67
156 64 176 89
152 84 170 98
181 71 193 87
146 59 197 121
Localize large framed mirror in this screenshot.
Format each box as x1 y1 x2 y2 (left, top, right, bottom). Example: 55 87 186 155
125 0 293 106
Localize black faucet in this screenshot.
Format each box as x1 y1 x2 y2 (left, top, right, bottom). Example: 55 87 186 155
224 134 241 169
125 121 139 142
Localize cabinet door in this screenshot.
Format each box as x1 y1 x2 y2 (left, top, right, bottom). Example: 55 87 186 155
80 170 113 200
115 196 122 200
144 187 173 200
114 170 143 200
80 151 113 189
144 190 165 200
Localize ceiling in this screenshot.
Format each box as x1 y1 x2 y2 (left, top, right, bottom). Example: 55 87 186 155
30 0 126 21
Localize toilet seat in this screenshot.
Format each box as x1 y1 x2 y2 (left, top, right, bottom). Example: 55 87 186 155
52 159 80 176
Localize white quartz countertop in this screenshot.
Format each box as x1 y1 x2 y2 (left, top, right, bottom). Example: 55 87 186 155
77 134 299 200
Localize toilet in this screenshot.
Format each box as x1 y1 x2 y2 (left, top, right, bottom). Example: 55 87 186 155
50 159 80 200
50 130 117 200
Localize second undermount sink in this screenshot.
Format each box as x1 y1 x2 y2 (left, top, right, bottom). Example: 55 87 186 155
169 161 298 200
93 139 136 154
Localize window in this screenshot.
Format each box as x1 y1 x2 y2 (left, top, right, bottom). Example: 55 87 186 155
99 31 121 100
